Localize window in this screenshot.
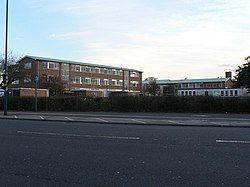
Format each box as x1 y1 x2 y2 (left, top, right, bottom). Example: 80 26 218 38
12 80 19 85
95 68 100 74
130 72 139 77
85 67 90 73
182 84 188 88
108 69 112 75
72 77 81 84
104 79 109 85
131 81 138 87
230 90 233 96
85 78 91 84
48 75 55 82
213 83 219 88
117 70 123 76
91 78 99 85
42 62 47 69
42 74 47 82
100 68 104 74
117 80 123 86
225 90 228 96
112 80 117 86
24 62 32 69
112 69 116 75
48 62 58 69
189 91 192 96
188 83 194 88
24 75 31 83
75 65 81 72
193 91 196 96
235 90 238 96
81 66 86 72
81 77 85 84
104 69 108 74
108 79 112 85
100 79 105 85
221 91 224 96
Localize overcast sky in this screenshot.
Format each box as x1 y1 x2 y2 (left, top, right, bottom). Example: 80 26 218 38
1 0 250 79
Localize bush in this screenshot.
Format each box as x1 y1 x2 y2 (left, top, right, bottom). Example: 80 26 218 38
0 95 250 113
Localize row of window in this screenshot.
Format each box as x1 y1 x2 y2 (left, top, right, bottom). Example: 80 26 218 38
70 77 139 87
71 77 123 86
41 62 140 77
221 90 238 97
71 65 123 76
176 82 224 89
180 90 239 97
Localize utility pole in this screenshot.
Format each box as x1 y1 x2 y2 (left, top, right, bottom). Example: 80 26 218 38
4 0 9 115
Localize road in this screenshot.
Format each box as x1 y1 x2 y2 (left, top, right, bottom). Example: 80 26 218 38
1 119 250 186
1 111 250 127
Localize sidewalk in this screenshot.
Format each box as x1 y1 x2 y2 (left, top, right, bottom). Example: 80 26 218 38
1 111 250 128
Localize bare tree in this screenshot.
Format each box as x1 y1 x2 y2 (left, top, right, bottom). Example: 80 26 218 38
143 77 160 96
0 51 23 85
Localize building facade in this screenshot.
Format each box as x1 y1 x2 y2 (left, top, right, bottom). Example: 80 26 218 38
143 77 247 97
11 56 143 97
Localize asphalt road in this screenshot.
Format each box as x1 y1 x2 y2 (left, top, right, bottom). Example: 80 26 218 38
1 119 250 186
1 111 250 127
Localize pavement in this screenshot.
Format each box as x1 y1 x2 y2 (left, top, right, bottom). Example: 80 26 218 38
1 111 250 128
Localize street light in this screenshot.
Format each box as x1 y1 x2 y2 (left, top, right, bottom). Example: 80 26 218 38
4 0 9 115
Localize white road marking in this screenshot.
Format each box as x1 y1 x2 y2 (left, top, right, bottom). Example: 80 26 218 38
40 116 44 120
17 131 140 140
96 118 109 123
131 119 146 124
216 140 250 144
210 122 229 126
166 120 184 125
65 117 73 121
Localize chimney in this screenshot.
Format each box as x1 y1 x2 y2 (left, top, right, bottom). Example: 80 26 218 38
225 71 232 79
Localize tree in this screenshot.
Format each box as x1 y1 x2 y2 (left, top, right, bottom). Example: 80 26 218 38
0 52 23 85
143 77 161 96
40 77 65 96
234 56 250 93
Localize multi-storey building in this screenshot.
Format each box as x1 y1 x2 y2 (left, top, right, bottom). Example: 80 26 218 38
11 56 143 97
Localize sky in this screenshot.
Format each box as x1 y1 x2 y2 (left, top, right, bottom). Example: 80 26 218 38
1 0 250 80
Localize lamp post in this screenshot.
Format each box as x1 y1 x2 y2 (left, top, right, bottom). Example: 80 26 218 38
4 0 9 115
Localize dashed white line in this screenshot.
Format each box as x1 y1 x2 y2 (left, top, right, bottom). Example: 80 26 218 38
216 140 250 144
96 118 109 123
17 131 140 140
166 120 184 125
65 117 73 121
131 119 146 124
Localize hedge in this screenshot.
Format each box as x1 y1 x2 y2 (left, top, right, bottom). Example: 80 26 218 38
0 96 250 113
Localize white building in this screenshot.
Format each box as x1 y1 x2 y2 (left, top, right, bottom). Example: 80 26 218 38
177 88 247 97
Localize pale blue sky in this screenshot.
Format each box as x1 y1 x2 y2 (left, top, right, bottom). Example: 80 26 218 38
1 0 250 79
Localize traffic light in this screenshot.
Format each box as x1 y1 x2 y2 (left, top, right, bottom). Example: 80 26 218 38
0 81 7 89
1 74 7 89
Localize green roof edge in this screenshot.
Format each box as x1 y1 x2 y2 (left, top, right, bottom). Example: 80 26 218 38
22 55 143 73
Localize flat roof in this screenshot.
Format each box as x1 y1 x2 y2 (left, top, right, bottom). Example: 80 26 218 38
143 78 231 84
22 55 143 73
